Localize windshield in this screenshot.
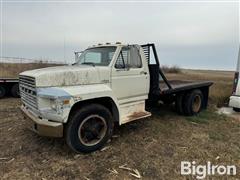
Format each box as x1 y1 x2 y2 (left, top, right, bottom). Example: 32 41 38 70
75 46 117 66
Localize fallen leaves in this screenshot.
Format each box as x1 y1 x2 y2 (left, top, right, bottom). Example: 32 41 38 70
0 157 9 160
118 164 142 179
73 154 81 159
83 177 90 180
100 146 110 152
119 164 132 171
0 157 15 163
107 168 119 175
129 169 141 179
215 156 220 160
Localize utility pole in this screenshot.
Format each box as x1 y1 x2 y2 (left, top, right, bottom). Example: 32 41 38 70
64 36 66 64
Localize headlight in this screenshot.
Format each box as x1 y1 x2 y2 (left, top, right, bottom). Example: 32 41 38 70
50 98 71 113
37 87 72 114
50 99 57 110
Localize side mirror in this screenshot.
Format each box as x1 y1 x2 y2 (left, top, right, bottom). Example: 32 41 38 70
74 51 83 64
74 52 79 62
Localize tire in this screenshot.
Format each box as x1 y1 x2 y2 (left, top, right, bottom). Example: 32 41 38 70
0 85 6 98
175 94 184 115
65 104 114 153
233 108 240 112
11 83 20 97
183 89 204 116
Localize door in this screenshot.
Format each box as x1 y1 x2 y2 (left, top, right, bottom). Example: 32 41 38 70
111 45 149 104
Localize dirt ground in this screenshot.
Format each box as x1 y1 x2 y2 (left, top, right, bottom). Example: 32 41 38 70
0 70 240 179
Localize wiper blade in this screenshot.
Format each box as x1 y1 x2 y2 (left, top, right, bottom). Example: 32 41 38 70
81 62 95 67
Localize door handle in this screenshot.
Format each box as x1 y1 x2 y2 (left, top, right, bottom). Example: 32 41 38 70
140 71 148 75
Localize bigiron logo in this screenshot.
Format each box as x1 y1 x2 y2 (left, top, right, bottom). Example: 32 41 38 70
181 161 237 179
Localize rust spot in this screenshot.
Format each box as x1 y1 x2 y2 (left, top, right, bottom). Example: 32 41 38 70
128 111 150 119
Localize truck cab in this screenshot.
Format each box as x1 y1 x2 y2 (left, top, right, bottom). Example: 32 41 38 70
229 48 240 112
20 43 212 153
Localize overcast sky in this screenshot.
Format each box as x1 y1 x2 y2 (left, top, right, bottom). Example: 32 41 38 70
1 1 239 70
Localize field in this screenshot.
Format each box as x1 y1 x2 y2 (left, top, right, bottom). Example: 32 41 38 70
0 68 240 179
0 63 62 78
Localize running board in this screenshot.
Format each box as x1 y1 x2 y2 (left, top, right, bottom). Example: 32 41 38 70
123 111 151 124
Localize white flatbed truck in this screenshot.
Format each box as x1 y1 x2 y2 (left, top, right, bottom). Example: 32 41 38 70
20 43 213 153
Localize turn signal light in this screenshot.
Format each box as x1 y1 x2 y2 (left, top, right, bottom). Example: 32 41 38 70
63 99 70 105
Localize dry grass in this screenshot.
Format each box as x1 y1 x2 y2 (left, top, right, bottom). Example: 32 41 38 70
0 99 239 179
0 63 62 78
161 65 182 74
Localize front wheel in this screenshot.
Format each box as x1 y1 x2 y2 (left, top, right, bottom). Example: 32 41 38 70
65 104 114 153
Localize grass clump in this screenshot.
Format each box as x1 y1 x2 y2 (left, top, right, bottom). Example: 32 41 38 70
161 65 182 74
185 109 226 124
209 83 232 107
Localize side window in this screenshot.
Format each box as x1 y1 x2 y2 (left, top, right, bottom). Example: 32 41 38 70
115 47 129 69
115 46 142 69
129 46 142 68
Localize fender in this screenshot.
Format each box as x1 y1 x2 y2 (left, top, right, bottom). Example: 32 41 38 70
57 83 120 123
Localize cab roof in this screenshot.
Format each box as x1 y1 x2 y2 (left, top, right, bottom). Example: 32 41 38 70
88 42 130 49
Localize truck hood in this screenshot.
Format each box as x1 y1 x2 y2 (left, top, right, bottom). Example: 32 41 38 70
20 65 111 87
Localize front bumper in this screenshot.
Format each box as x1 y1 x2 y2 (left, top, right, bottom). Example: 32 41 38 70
229 95 240 109
21 105 63 137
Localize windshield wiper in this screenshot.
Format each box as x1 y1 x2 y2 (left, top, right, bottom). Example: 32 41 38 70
81 62 95 67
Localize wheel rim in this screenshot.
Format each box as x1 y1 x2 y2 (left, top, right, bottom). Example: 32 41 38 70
192 95 201 113
78 115 107 146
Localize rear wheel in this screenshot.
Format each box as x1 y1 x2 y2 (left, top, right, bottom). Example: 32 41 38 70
233 108 240 112
183 90 204 116
11 83 20 97
175 94 184 115
65 104 114 153
0 85 6 98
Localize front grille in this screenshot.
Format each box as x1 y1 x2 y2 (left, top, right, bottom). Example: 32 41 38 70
19 75 38 110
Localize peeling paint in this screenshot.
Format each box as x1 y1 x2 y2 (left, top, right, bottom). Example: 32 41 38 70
21 65 110 87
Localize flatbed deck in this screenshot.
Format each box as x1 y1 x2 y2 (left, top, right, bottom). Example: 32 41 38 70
0 78 19 83
160 80 213 95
